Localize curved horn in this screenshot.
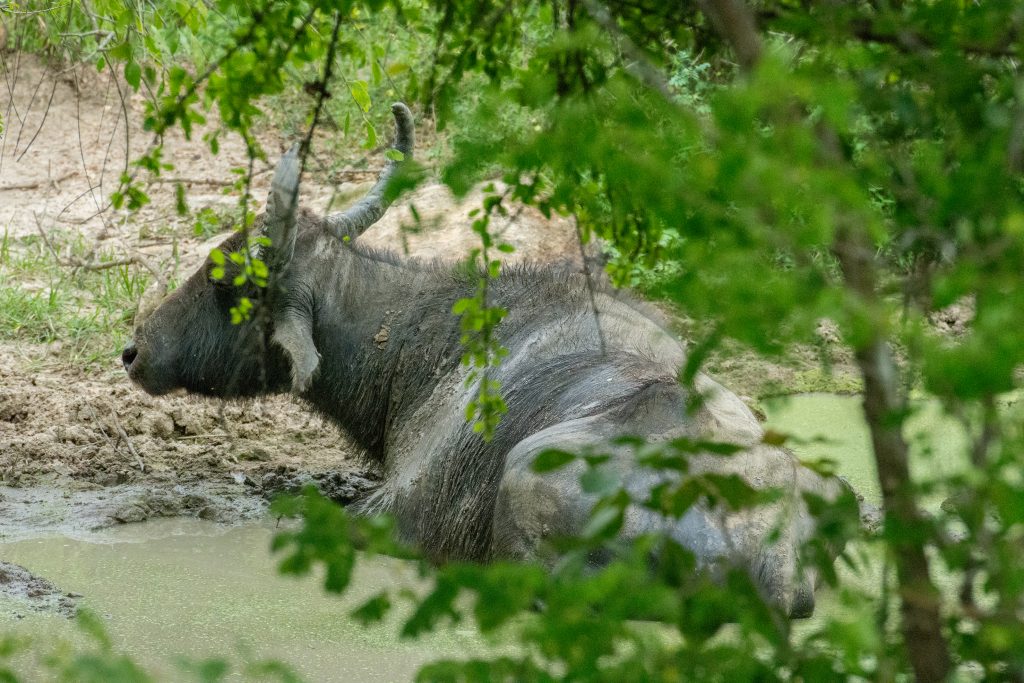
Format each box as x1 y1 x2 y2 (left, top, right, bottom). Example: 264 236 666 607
264 143 301 269
325 102 414 240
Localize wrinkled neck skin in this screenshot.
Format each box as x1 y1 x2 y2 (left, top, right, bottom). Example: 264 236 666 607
279 230 466 460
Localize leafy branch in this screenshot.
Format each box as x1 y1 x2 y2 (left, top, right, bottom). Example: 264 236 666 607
452 185 514 440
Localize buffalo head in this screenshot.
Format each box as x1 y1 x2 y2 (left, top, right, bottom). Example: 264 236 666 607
123 103 415 398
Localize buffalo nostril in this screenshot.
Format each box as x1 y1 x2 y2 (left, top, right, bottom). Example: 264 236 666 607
122 343 139 370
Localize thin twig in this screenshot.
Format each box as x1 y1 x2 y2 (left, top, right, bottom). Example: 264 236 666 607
85 404 121 459
583 0 674 101
15 76 57 162
71 257 141 271
574 214 606 356
0 170 74 191
11 47 48 155
108 406 145 473
2 3 67 16
105 62 131 202
33 211 165 285
73 64 102 213
147 168 274 187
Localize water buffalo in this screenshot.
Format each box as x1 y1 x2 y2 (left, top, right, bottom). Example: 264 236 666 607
124 103 843 617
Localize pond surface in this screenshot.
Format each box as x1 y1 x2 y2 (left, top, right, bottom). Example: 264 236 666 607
0 519 485 681
766 393 979 647
763 393 968 508
0 393 978 680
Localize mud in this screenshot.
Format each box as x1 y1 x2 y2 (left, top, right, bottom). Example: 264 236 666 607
0 56 581 507
0 560 78 618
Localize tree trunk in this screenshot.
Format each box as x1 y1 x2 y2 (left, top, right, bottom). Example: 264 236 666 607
694 2 953 677
835 231 952 682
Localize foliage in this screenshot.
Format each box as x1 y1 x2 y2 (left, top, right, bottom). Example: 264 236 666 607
0 609 306 682
451 184 513 440
402 2 1024 677
4 0 1024 680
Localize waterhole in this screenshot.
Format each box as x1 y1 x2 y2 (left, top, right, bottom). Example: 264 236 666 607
0 393 981 680
0 519 486 681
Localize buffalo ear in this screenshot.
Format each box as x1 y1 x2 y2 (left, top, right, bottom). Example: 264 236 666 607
272 312 320 394
264 144 301 269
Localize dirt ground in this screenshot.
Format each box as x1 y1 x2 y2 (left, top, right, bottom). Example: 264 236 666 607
0 54 904 613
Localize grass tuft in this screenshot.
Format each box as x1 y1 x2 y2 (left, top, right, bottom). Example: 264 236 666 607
0 230 153 369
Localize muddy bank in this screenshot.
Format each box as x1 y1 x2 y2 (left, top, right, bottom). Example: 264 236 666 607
0 560 78 619
0 53 588 491
0 466 378 542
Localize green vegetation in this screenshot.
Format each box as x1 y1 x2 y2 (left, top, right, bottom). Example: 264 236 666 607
0 229 149 367
4 0 1024 680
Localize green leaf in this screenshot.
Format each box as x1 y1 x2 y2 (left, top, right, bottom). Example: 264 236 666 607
351 592 391 625
174 183 187 216
580 467 619 496
581 506 622 540
531 449 576 473
363 121 378 150
402 579 460 638
124 61 142 90
384 149 405 162
349 80 371 113
75 609 113 651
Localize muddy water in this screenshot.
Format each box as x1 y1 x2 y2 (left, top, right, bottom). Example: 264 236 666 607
0 519 486 681
765 393 980 649
0 394 981 680
764 393 969 507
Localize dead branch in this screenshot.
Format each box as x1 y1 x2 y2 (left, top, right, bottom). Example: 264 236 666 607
0 170 75 191
109 405 145 473
32 211 167 287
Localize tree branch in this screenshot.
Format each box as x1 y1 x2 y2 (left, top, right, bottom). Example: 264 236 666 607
833 225 952 683
583 0 673 101
696 0 762 72
760 8 1019 60
693 4 954 677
